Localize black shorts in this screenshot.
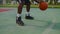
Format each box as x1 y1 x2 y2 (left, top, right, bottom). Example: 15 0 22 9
17 0 30 5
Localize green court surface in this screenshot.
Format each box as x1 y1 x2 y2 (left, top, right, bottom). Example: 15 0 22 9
0 8 60 34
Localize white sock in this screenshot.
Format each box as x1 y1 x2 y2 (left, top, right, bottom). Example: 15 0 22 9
26 12 30 16
17 14 21 17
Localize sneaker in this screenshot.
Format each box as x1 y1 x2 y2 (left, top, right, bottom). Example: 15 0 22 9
25 16 34 20
16 17 24 26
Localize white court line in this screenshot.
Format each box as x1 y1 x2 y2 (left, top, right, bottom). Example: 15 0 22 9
42 18 56 34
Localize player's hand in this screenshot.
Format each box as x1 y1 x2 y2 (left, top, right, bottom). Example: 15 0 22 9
34 0 39 3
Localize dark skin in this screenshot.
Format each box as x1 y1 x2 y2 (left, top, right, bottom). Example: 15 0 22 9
16 0 44 26
17 0 43 14
18 1 30 14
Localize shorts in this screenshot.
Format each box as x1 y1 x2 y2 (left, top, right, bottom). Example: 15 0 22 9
17 0 30 5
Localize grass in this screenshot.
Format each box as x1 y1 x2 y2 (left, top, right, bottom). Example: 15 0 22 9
0 4 60 8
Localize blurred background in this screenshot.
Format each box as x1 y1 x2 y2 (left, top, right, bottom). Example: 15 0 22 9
0 0 60 8
0 0 60 34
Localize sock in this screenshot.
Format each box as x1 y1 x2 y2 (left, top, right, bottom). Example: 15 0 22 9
17 13 21 17
16 13 21 20
26 12 30 16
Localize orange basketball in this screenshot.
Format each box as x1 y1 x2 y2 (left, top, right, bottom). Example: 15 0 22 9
39 2 48 11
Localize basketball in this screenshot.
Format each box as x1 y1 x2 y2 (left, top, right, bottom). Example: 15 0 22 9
39 2 48 11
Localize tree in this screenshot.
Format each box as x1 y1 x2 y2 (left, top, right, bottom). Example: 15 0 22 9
54 0 58 5
3 0 6 4
49 0 53 4
49 0 58 5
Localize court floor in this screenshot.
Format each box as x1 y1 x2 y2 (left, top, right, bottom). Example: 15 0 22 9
0 8 60 34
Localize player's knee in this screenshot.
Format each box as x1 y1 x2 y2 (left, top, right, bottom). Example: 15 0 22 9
18 4 23 9
19 4 23 7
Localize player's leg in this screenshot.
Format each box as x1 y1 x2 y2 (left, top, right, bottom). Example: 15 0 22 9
16 0 24 26
25 0 34 19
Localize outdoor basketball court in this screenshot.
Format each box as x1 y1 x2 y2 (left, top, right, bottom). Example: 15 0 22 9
0 8 60 34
